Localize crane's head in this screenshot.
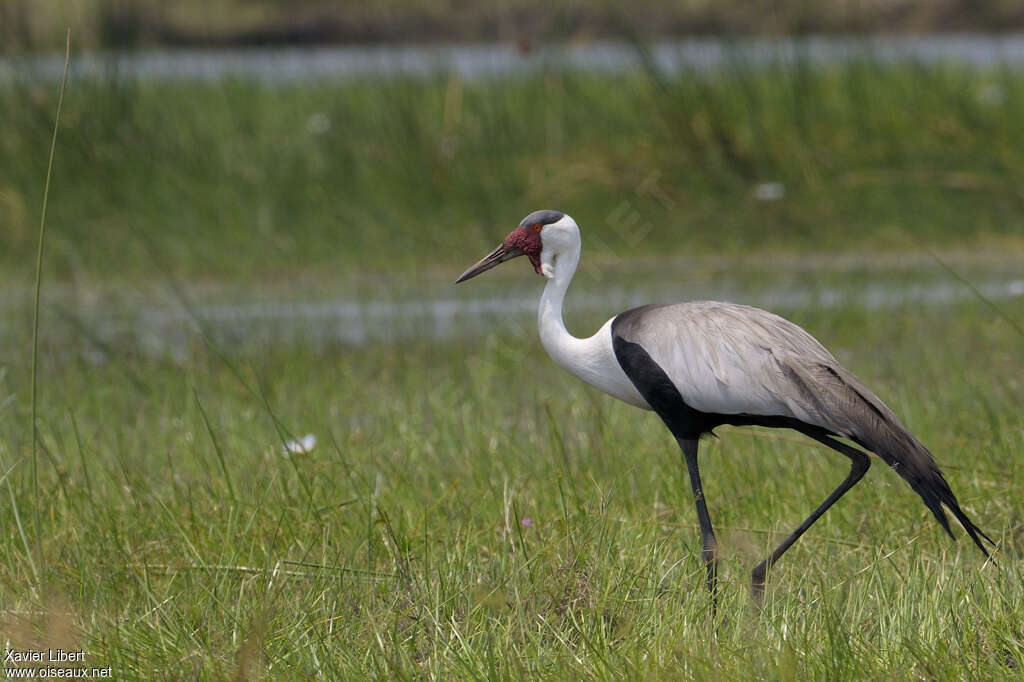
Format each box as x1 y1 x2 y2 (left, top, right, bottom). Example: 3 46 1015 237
455 210 578 283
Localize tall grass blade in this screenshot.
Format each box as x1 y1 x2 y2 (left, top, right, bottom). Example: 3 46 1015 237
193 384 238 505
931 252 1024 338
29 27 70 579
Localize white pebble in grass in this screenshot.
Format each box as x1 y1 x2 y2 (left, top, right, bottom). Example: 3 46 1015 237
1009 280 1024 297
283 433 317 456
306 112 331 135
754 182 785 201
977 83 1006 106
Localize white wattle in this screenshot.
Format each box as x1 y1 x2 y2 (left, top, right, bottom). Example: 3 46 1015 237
536 234 650 410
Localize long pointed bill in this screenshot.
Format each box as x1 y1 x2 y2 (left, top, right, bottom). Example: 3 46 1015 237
455 243 524 283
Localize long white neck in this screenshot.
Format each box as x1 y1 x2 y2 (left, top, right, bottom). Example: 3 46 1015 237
535 238 649 409
532 223 643 405
538 242 583 363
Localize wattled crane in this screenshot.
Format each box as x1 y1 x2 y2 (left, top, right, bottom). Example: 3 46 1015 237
456 209 992 603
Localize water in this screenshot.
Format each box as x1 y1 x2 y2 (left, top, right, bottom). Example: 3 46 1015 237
5 267 1020 362
136 275 1024 357
6 34 1024 83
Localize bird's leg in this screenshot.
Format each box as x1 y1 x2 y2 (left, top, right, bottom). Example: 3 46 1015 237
678 437 720 605
751 431 871 604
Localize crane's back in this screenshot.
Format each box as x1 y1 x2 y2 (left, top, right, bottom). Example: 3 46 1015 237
611 301 840 423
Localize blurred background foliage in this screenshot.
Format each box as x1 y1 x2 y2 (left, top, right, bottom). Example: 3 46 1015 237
4 0 1024 52
2 59 1024 285
2 2 1024 287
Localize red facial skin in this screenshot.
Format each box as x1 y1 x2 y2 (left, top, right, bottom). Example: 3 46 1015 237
504 225 543 273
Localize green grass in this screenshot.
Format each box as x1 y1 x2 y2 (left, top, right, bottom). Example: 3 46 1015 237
2 62 1024 287
3 55 1024 678
0 292 1021 678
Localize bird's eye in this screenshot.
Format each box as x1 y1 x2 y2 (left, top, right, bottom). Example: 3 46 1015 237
532 224 542 232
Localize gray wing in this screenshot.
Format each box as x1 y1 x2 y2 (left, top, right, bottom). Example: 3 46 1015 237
613 301 847 424
613 300 924 442
614 301 992 552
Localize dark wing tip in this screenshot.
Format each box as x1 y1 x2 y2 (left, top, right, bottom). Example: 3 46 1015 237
946 496 996 559
912 468 994 559
817 366 995 560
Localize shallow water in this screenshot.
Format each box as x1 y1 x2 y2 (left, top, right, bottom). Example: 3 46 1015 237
3 264 1021 362
6 34 1024 83
134 274 1024 357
